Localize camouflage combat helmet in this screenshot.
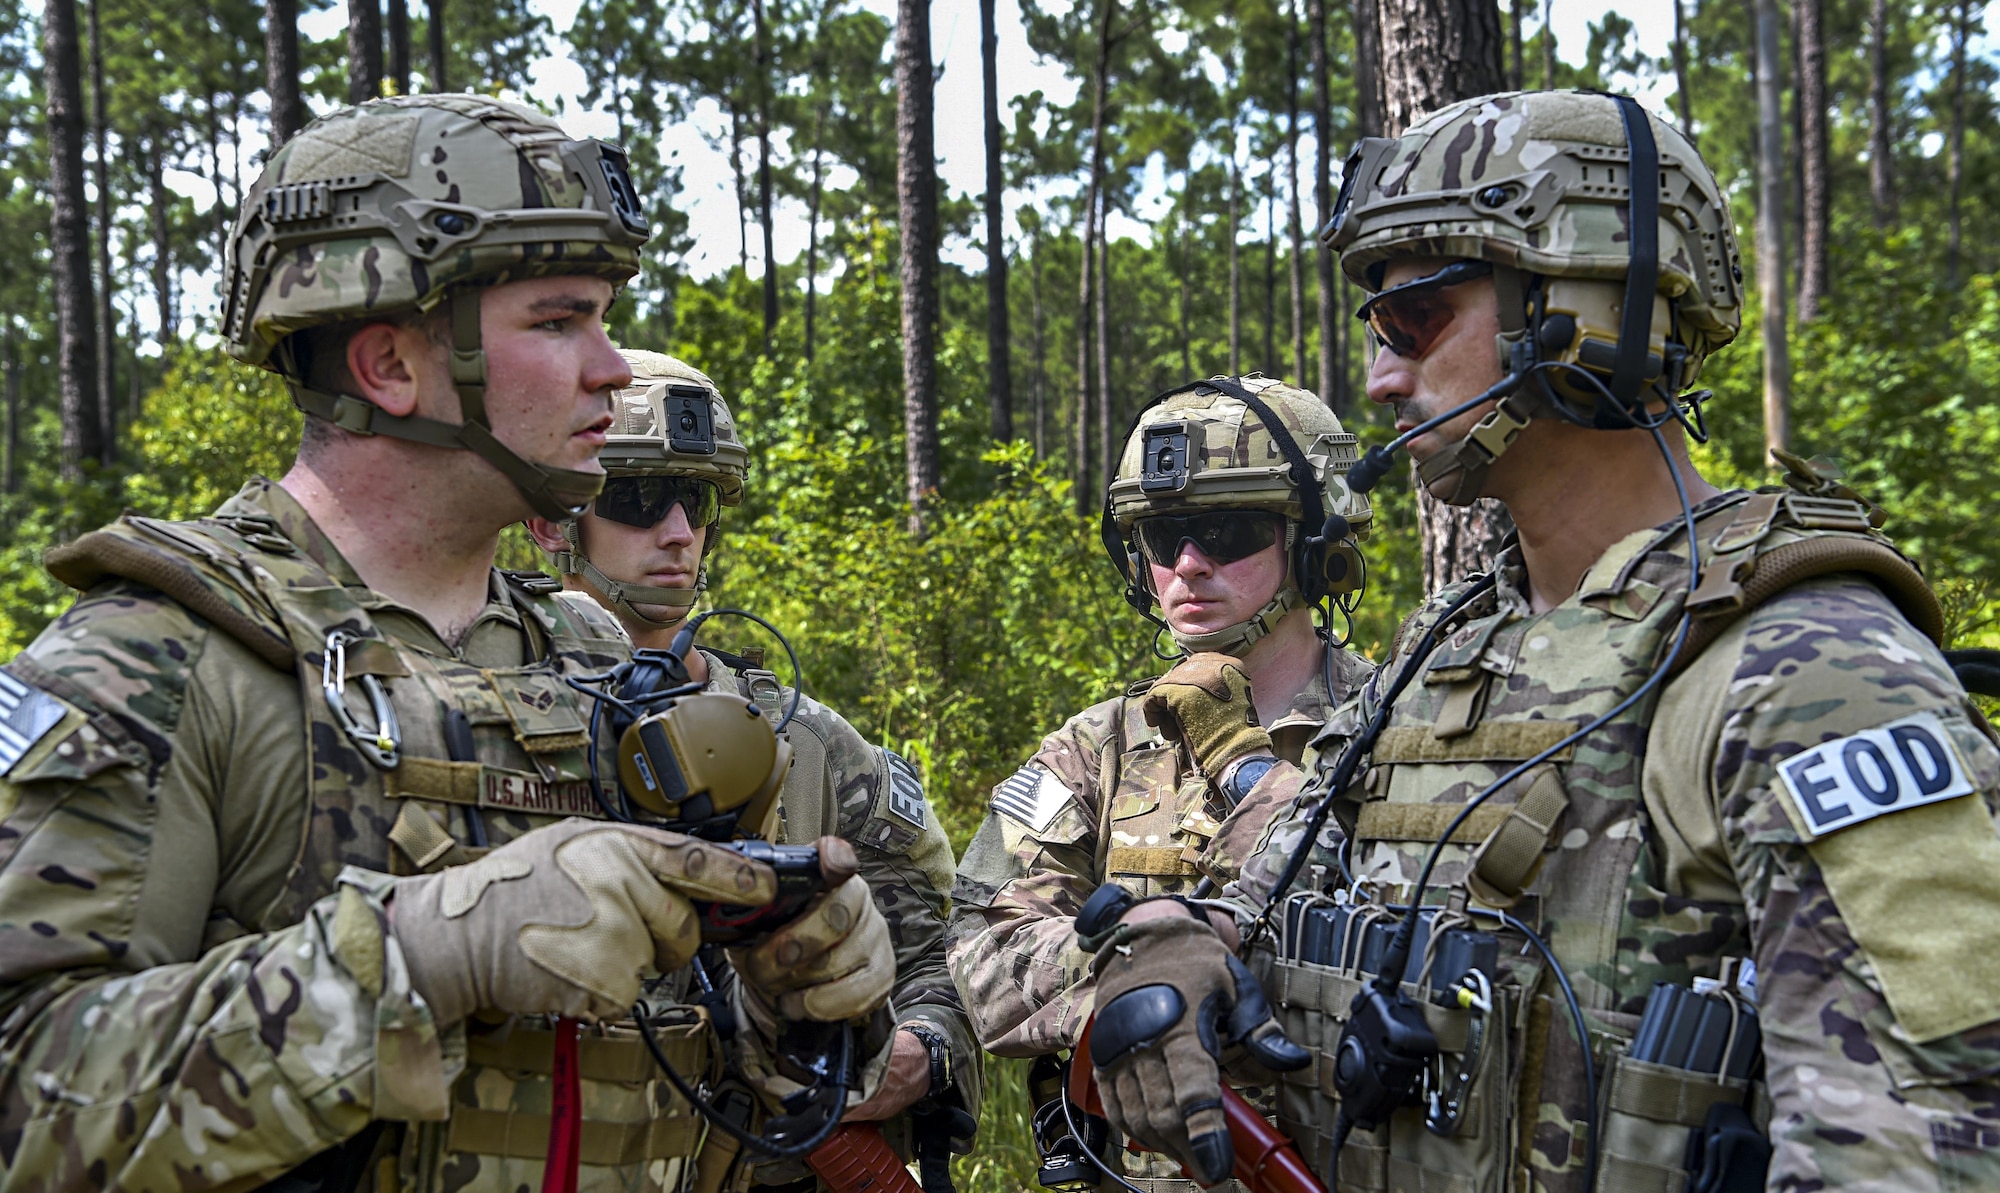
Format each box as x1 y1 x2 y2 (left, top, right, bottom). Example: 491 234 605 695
553 349 747 626
1103 375 1371 657
1324 90 1744 504
223 95 651 520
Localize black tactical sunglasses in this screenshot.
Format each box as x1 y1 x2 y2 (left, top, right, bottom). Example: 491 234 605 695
593 476 722 530
1134 511 1285 567
1355 260 1495 359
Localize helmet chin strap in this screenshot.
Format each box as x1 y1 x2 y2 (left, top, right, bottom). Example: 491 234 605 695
287 287 609 522
553 519 701 627
1165 524 1309 657
1170 583 1305 657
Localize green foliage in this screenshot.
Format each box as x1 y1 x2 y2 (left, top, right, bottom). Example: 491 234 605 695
123 345 299 521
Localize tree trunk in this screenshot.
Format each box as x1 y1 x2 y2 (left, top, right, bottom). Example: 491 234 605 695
425 0 446 90
729 103 748 275
1353 0 1384 137
1309 0 1339 410
347 0 382 104
266 0 303 142
1377 0 1511 590
1539 0 1553 87
1031 223 1047 458
1946 0 1969 287
1867 0 1893 226
1096 206 1112 501
88 0 114 461
386 0 410 94
149 136 173 341
753 0 777 355
1796 0 1826 319
1178 213 1191 375
1508 0 1523 88
1285 2 1305 385
895 0 940 535
2 320 19 495
1263 173 1276 373
1672 0 1694 140
45 0 102 481
207 93 227 270
1228 129 1241 374
981 0 1012 440
805 128 825 365
1754 0 1790 457
1074 0 1113 515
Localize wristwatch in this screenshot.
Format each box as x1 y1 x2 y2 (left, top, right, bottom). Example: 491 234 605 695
901 1022 951 1099
1219 754 1280 807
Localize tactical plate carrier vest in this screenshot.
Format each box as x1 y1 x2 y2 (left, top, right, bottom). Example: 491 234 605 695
46 508 720 1193
1252 483 1942 1193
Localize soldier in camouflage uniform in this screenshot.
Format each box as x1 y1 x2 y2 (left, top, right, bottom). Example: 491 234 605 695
524 349 980 1187
1082 89 2000 1193
947 377 1376 1188
0 96 896 1193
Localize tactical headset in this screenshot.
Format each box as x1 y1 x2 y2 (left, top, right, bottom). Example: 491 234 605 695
1341 93 1688 501
1099 376 1363 626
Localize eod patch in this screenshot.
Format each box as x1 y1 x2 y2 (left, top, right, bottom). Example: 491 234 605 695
1776 711 1975 840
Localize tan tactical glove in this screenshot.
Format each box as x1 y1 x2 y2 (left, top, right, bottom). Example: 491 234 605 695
730 864 895 1026
1088 914 1307 1187
1143 652 1273 779
391 818 775 1026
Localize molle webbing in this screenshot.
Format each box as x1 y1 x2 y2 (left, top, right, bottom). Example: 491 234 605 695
1675 533 1944 678
444 1024 710 1166
45 530 296 670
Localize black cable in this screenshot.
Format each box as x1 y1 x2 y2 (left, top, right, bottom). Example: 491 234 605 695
1375 420 1699 988
1057 1067 1151 1193
1493 908 1597 1191
1253 574 1500 929
685 607 806 731
633 1002 849 1160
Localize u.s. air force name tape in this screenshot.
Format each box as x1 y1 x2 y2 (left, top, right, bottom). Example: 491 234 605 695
0 670 67 776
992 763 1073 833
1776 711 1975 840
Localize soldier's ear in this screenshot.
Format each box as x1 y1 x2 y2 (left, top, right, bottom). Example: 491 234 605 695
345 320 424 417
524 517 569 553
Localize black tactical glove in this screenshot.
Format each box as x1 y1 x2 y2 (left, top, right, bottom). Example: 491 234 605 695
1087 914 1308 1186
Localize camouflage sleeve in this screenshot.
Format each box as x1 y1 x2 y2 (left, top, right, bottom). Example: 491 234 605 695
785 696 979 1114
946 706 1113 1057
1648 576 2000 1191
0 588 458 1189
1222 699 1367 912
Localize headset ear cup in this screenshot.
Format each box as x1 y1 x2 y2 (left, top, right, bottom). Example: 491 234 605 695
1321 543 1361 597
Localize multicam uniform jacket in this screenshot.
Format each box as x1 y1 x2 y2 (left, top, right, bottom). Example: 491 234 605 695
1230 488 2000 1193
694 650 978 1185
947 648 1373 1059
0 480 942 1193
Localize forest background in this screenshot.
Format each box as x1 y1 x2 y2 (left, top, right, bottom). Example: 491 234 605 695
5 0 2000 1183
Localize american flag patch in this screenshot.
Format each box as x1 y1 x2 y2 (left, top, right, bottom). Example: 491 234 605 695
0 671 68 776
991 763 1074 833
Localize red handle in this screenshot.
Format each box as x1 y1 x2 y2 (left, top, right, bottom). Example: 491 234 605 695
806 1122 922 1193
542 1017 583 1193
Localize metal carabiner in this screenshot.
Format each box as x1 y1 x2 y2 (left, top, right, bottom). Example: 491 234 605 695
322 629 401 770
1426 968 1493 1137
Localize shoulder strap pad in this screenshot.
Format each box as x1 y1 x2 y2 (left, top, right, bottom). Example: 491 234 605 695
43 517 299 671
1671 511 1944 680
